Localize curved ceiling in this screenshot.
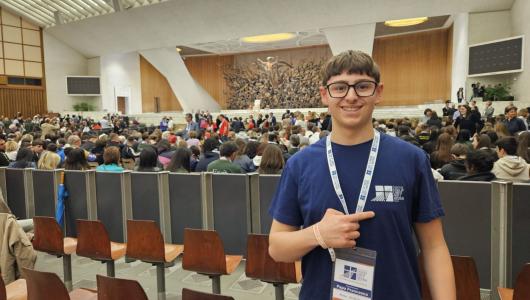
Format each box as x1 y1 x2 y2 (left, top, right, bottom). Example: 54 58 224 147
1 0 515 57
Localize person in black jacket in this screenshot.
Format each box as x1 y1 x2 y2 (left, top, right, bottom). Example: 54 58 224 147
454 105 480 135
0 137 9 167
439 144 468 180
458 149 496 181
194 138 220 172
503 106 526 135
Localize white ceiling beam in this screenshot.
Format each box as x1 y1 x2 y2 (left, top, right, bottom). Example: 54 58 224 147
53 1 87 18
32 0 57 17
5 0 55 24
93 0 113 13
0 2 49 27
67 0 97 16
83 0 106 14
42 0 78 20
10 0 55 21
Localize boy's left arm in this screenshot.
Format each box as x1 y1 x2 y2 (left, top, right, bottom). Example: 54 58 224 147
415 218 456 300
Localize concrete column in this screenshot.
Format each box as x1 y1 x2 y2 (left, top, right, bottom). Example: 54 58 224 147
323 23 376 55
451 13 469 102
139 47 220 113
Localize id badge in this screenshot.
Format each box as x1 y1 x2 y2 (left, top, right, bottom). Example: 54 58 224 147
330 247 377 300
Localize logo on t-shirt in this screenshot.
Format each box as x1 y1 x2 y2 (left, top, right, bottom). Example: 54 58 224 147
371 185 405 203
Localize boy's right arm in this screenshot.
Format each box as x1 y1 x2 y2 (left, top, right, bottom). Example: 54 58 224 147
269 209 375 263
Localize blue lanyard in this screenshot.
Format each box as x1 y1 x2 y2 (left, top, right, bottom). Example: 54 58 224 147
324 129 381 260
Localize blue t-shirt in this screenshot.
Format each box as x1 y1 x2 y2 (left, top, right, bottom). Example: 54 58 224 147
269 134 444 300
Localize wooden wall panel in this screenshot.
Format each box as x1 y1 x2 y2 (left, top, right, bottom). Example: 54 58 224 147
184 55 234 109
0 87 46 118
139 55 182 113
373 28 452 106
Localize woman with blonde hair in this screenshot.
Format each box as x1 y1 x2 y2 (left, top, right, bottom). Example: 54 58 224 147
37 151 61 170
5 141 18 161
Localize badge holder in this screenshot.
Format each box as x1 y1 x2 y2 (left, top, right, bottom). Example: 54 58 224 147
330 247 377 300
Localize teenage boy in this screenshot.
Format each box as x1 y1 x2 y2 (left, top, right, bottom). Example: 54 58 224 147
268 50 455 300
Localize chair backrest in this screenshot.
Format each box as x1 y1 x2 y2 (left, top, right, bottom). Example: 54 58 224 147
419 255 481 300
75 219 112 260
245 234 300 284
514 263 530 300
32 216 64 255
181 288 234 300
126 220 165 263
23 268 70 300
0 276 6 300
96 274 148 300
182 228 227 275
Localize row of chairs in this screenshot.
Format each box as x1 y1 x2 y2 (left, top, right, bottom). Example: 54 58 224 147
30 216 301 300
1 270 234 300
420 256 530 300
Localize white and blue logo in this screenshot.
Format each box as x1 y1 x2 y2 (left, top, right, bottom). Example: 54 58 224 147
343 265 357 280
371 185 405 203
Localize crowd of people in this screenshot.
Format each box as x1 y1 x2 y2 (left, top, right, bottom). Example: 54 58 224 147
0 100 529 182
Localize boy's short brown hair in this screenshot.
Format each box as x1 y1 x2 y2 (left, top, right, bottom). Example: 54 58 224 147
103 146 121 165
321 50 380 86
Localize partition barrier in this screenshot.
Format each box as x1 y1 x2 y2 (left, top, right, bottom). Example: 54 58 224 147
32 169 61 217
250 174 280 234
437 180 493 289
0 167 7 201
168 173 205 244
208 173 251 255
1 169 525 295
5 168 34 219
64 170 96 237
130 171 171 241
510 183 530 286
95 171 132 243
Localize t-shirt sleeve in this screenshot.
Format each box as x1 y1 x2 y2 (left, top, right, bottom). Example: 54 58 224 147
268 160 303 227
412 152 445 223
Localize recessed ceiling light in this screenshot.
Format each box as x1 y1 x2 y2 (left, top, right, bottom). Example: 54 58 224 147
241 33 296 43
384 17 428 27
176 47 182 52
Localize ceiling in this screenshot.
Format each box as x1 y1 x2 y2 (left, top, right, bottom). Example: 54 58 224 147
0 0 169 27
0 0 515 57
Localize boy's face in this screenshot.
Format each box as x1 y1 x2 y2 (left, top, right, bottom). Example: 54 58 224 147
320 71 383 132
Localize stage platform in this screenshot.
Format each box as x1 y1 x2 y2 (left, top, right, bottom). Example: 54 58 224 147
64 100 530 127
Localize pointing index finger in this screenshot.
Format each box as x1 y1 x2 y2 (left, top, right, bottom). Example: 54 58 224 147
345 211 375 222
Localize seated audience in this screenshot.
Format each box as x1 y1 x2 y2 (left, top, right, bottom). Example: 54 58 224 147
135 146 161 172
258 144 285 174
5 141 18 162
207 141 242 173
492 137 530 181
439 144 469 180
8 148 35 169
430 133 453 169
459 149 497 181
194 138 220 172
64 148 90 170
288 134 300 155
37 151 60 170
517 131 530 163
233 138 256 173
166 147 191 173
96 146 124 172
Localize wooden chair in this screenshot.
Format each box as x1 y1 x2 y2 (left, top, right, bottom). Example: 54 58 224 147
245 234 301 300
182 228 243 294
420 255 481 300
32 216 77 291
498 263 530 300
75 219 126 277
181 288 234 300
96 274 147 300
0 276 27 300
126 220 183 300
22 268 97 300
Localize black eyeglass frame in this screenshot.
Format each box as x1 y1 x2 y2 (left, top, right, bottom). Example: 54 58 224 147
325 80 379 98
